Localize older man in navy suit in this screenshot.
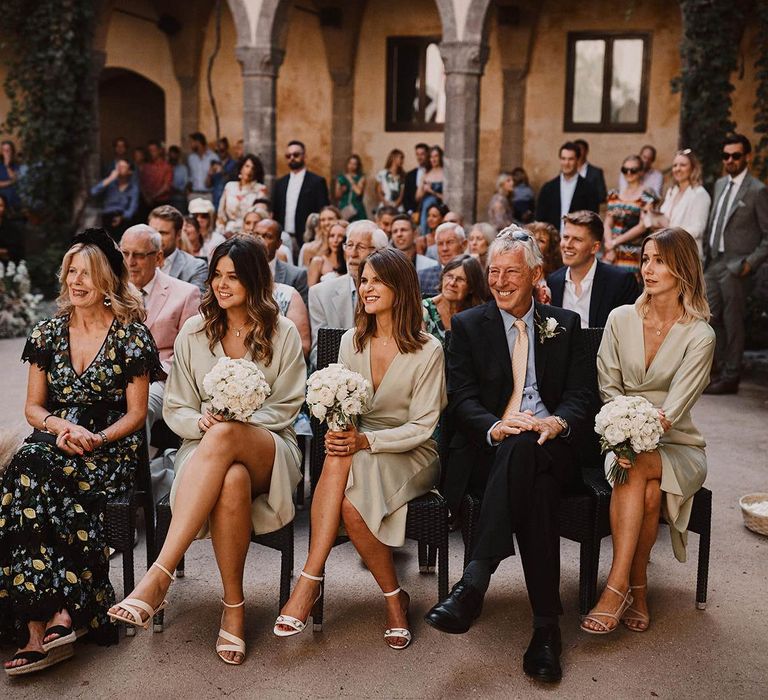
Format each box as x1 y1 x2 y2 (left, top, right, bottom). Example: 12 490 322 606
547 210 639 328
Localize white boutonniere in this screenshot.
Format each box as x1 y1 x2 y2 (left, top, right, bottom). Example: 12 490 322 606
535 315 564 344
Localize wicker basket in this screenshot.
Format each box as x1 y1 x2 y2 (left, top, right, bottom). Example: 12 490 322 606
739 493 768 536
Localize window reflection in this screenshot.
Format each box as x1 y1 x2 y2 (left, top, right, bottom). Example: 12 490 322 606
610 39 643 123
572 39 605 123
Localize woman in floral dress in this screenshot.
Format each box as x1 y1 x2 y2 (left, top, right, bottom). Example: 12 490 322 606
1 229 162 675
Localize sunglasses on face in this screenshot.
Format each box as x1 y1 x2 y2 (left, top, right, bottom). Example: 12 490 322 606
621 166 641 175
285 151 303 159
721 151 743 161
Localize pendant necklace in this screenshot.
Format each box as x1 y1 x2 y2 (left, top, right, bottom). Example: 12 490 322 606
230 323 247 338
648 314 680 336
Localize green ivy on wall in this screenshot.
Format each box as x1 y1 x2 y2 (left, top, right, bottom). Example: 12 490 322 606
753 1 768 180
1 0 96 241
674 0 747 187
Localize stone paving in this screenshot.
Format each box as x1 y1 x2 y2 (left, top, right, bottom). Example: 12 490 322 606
0 335 766 699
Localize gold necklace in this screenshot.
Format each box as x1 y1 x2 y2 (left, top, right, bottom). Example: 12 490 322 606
646 313 681 336
229 322 248 338
375 335 394 347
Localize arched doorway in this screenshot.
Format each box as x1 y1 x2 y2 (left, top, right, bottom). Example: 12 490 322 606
99 68 165 169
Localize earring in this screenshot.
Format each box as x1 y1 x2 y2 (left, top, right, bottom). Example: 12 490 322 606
103 296 112 307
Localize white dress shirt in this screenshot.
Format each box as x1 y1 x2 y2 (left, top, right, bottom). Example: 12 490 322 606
709 167 748 253
563 257 597 329
187 150 218 192
285 169 306 235
559 174 579 231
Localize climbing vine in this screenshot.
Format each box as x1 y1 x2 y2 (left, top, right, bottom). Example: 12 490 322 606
1 0 96 240
674 0 748 187
752 1 768 180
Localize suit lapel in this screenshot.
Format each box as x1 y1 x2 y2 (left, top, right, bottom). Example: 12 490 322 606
482 302 512 399
589 261 606 328
274 259 286 284
145 276 169 328
533 302 547 387
549 269 565 307
724 175 751 228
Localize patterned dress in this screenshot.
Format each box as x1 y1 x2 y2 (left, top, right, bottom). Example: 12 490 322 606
422 298 446 344
0 316 163 647
606 189 646 275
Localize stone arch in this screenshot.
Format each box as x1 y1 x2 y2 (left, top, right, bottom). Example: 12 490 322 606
433 0 458 42
224 0 257 47
253 0 293 50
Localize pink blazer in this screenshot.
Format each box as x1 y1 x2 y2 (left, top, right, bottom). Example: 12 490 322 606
144 268 201 374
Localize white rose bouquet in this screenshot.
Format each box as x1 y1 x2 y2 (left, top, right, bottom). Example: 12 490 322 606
202 357 271 422
306 363 370 432
594 395 664 485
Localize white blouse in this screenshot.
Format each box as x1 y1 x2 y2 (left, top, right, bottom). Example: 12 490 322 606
659 185 711 258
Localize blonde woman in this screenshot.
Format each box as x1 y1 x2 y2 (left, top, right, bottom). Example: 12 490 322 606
108 236 304 666
486 172 515 231
299 205 341 268
582 228 714 635
649 150 711 258
307 219 348 286
1 229 162 674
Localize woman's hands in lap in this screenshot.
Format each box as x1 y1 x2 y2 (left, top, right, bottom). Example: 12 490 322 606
56 425 99 456
198 410 228 433
325 427 369 456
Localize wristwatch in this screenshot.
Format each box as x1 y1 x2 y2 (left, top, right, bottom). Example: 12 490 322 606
553 415 569 433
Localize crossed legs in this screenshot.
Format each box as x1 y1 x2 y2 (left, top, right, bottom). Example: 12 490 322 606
583 451 662 632
109 421 275 661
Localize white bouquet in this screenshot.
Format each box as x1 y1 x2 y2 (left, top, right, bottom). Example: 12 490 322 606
306 363 370 432
202 357 271 422
594 395 664 485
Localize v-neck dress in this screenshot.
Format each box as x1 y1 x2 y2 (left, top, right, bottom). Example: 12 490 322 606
0 315 163 646
337 330 446 547
163 315 305 537
597 305 715 561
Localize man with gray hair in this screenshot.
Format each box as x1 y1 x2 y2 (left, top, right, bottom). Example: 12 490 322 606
119 224 200 500
308 219 388 366
425 225 592 683
418 222 467 295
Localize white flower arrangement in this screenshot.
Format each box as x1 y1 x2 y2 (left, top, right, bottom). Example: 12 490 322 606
535 315 564 344
306 363 370 432
202 357 271 422
594 395 664 485
0 260 44 339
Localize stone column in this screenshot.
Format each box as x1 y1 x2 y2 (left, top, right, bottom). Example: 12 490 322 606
440 41 489 221
82 49 107 229
329 69 355 184
236 45 285 191
500 68 527 171
177 75 200 147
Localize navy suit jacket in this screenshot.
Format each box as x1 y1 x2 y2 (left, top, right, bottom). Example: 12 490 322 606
547 260 639 329
535 175 601 230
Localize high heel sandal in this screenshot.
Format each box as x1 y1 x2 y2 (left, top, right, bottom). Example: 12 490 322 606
273 571 323 637
580 585 633 635
216 599 246 665
383 588 411 650
621 584 650 632
107 562 176 630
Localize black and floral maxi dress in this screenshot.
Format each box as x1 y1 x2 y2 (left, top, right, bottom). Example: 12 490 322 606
0 315 163 647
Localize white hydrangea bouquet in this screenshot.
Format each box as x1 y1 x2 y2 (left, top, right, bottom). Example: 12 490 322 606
306 363 370 432
0 260 44 339
202 357 271 422
594 395 664 485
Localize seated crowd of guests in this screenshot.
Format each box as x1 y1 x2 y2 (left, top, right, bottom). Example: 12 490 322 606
0 131 765 682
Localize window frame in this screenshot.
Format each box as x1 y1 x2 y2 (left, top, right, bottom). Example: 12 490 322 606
385 35 444 133
564 31 652 133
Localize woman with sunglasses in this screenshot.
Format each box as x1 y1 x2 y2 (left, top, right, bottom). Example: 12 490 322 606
647 150 711 259
603 155 654 276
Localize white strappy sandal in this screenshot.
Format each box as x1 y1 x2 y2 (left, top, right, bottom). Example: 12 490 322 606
580 584 633 635
273 571 323 637
383 587 411 650
216 599 246 665
107 562 176 630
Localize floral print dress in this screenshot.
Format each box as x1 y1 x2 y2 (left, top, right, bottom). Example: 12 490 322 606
0 315 163 647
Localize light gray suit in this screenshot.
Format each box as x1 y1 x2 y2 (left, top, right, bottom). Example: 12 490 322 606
308 273 356 367
164 248 208 292
704 172 768 379
275 257 308 307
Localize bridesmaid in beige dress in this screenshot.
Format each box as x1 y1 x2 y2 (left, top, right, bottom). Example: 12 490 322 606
581 228 714 635
109 236 305 665
274 248 446 649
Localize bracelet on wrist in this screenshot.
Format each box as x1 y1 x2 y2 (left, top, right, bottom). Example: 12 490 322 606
43 413 56 434
98 430 108 446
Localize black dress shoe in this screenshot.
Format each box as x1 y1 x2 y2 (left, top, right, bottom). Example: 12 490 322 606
424 579 484 634
703 377 740 395
523 625 562 683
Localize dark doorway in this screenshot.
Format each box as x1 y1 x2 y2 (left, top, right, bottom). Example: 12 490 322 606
99 68 165 171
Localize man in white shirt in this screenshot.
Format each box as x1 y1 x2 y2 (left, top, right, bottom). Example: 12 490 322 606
308 220 388 366
391 214 440 273
187 132 219 198
547 210 639 328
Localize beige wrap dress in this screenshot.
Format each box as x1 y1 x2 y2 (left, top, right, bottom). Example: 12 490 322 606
163 315 306 537
597 304 715 561
338 330 447 547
